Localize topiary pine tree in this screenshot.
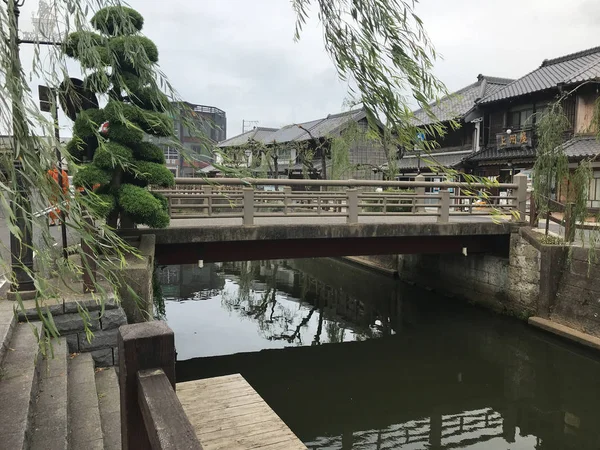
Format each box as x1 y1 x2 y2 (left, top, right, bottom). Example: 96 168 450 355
63 6 175 228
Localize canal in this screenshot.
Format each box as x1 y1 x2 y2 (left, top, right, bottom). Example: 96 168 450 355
157 257 600 450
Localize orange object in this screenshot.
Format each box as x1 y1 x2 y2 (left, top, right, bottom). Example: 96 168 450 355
47 168 69 225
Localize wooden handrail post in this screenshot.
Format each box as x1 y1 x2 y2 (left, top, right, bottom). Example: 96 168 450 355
514 173 528 221
243 188 254 225
438 189 450 223
119 321 176 450
415 174 425 212
138 369 203 450
347 189 358 224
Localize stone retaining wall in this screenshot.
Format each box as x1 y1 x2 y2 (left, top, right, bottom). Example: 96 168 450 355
397 231 541 317
57 305 127 367
551 246 600 337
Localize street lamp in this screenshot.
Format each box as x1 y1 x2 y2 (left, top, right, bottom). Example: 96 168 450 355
4 0 63 298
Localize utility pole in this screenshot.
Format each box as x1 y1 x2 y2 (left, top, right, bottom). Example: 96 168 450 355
4 0 63 297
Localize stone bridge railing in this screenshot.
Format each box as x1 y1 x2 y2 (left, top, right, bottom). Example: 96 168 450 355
152 174 527 225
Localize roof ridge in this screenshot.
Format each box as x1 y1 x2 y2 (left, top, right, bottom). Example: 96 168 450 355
541 45 600 67
325 107 364 119
479 75 515 85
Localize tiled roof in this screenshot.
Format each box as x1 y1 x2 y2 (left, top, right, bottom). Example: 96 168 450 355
218 108 368 147
217 127 278 147
562 135 600 159
412 75 513 125
464 146 537 163
397 152 470 170
480 46 600 104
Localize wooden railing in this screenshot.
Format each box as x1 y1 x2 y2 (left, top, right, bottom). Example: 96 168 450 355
118 322 202 450
153 174 528 225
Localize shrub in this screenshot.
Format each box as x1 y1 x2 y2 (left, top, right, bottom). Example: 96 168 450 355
91 6 144 35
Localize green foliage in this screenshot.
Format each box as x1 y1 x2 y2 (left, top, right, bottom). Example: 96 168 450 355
93 142 134 169
132 161 175 187
73 108 107 140
87 193 116 218
151 192 168 211
533 104 570 221
91 6 144 35
73 165 112 188
127 86 170 112
292 0 447 137
66 138 86 162
136 110 173 136
83 70 111 93
110 35 159 66
104 100 139 124
63 31 105 58
105 122 144 147
132 141 165 163
118 184 169 228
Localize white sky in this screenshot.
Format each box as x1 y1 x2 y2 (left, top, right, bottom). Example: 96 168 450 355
12 0 600 138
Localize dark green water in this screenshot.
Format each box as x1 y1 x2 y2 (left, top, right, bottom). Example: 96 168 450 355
157 258 600 450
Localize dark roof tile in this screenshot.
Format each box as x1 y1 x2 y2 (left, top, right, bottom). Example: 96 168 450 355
481 46 600 104
412 75 513 125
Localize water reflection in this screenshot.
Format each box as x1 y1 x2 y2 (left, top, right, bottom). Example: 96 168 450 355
158 258 600 450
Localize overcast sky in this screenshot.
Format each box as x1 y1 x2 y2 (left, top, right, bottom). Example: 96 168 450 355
14 0 600 138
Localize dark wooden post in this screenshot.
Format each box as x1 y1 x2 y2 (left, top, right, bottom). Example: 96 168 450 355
529 194 537 227
81 213 97 293
119 321 176 450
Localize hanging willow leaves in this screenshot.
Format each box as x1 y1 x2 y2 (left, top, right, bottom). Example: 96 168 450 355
0 0 205 351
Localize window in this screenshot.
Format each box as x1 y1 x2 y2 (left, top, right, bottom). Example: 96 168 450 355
589 171 600 208
277 147 293 161
163 146 179 163
508 107 534 130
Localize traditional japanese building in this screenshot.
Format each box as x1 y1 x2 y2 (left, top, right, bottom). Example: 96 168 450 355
393 75 514 180
216 107 388 180
462 46 600 192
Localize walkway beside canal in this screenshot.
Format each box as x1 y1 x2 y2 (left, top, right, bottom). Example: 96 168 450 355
178 374 306 449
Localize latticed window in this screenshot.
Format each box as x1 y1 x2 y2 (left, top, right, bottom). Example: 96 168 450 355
163 146 179 163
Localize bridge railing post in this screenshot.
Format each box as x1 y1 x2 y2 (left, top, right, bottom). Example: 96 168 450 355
347 188 358 224
243 187 255 225
415 174 425 213
437 189 450 223
514 173 528 221
202 185 212 216
283 186 291 215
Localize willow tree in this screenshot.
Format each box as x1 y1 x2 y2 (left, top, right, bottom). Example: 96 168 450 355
64 6 175 228
533 99 599 245
293 0 448 146
1 0 450 344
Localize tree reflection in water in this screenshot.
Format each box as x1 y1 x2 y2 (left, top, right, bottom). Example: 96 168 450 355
215 260 389 346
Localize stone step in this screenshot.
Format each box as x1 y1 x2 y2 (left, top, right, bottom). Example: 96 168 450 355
0 322 42 450
0 299 16 367
67 352 104 450
17 294 119 322
95 367 122 450
29 337 69 450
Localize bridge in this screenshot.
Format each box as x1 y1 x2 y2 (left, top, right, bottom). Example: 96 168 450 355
130 174 528 264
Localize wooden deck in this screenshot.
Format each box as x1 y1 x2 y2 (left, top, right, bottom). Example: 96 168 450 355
177 374 306 450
